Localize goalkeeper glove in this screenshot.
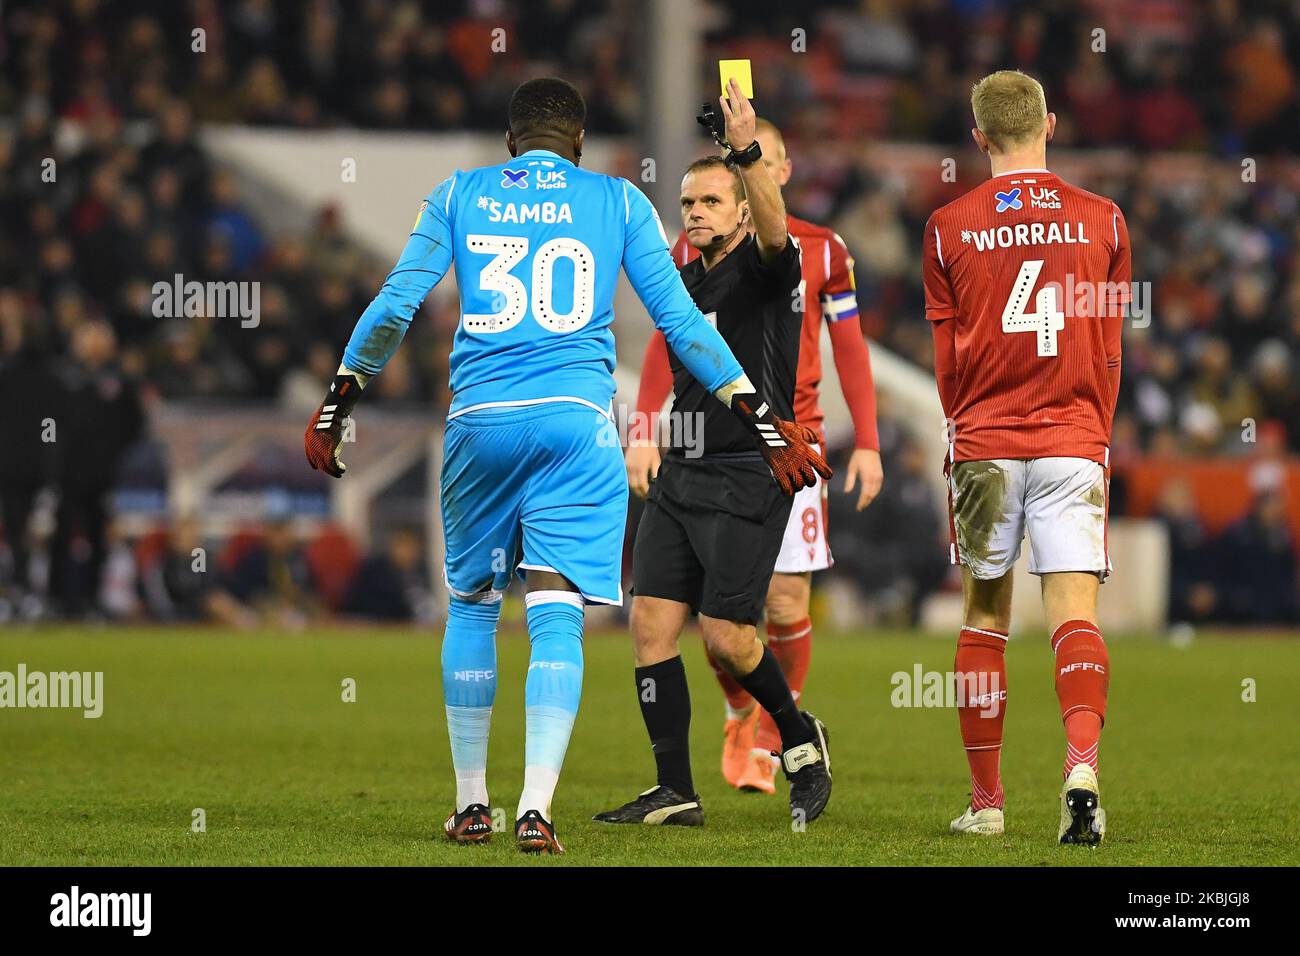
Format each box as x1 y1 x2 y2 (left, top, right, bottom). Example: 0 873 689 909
728 393 832 495
304 371 364 478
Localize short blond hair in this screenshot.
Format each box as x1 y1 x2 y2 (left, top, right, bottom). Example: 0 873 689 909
970 70 1047 150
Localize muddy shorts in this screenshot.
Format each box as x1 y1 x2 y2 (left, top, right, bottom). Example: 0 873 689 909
946 457 1110 581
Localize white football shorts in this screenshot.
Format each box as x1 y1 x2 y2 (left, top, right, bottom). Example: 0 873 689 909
947 456 1110 581
774 444 833 574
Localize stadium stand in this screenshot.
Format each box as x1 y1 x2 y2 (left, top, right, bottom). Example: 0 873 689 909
0 0 1295 626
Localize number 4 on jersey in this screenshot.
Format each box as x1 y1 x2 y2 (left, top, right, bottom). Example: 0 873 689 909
1002 259 1064 357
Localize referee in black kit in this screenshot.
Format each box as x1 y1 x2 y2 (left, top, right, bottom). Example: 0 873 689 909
596 78 834 829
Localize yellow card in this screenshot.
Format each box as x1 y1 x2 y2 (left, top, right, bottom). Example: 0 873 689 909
718 59 753 100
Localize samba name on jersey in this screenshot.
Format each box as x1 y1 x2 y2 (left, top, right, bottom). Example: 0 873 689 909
479 199 574 224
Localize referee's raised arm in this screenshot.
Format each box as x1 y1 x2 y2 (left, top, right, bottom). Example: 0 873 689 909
718 77 787 259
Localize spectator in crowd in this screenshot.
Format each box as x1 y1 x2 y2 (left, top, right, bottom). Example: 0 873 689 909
48 320 145 617
1130 48 1205 151
1221 491 1299 624
1190 338 1258 450
99 518 142 620
342 527 433 622
0 306 59 608
205 167 264 273
1252 341 1300 452
1223 17 1299 152
140 516 221 623
1156 478 1221 625
212 517 320 631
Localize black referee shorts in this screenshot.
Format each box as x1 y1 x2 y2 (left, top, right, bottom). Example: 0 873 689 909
632 456 793 625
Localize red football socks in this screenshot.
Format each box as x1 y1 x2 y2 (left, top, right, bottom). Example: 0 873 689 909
706 648 754 716
1051 618 1109 778
956 626 1008 810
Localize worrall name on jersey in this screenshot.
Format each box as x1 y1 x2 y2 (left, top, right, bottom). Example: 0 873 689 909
961 220 1089 252
476 196 573 224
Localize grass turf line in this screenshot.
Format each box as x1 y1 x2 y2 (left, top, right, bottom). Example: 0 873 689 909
0 628 1296 866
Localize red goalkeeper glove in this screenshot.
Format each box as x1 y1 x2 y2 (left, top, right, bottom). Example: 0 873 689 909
729 393 832 495
304 372 363 478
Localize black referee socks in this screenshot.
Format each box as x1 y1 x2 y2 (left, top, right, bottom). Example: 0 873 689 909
737 647 814 751
635 656 695 797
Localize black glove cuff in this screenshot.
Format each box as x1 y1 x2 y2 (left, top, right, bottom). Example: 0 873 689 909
728 392 781 443
324 373 363 419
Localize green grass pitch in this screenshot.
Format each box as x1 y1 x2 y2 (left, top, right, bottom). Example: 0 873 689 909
1 626 1296 866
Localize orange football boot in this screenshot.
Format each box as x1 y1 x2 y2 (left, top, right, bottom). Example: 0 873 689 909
722 708 759 788
736 748 778 794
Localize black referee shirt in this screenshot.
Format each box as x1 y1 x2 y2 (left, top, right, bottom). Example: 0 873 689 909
666 232 803 460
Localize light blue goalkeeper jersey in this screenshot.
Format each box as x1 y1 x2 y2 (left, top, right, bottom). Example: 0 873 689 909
342 149 743 418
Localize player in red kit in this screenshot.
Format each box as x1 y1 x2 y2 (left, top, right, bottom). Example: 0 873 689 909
626 118 883 795
924 71 1129 845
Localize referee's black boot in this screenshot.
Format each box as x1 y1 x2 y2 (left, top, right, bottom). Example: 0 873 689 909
593 785 704 826
783 712 832 823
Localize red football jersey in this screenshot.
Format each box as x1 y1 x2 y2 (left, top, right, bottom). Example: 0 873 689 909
923 168 1130 465
670 214 863 435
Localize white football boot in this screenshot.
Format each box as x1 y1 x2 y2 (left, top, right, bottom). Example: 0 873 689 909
950 805 1005 835
1059 762 1106 846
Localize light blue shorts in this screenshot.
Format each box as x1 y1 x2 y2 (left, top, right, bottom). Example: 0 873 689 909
441 402 627 605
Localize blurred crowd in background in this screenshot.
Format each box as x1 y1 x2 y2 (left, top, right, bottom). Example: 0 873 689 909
0 0 1296 626
7 0 1290 146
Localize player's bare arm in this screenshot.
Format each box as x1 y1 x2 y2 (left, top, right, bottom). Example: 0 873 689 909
931 318 957 418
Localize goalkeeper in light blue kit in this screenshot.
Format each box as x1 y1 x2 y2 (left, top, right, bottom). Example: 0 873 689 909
303 78 826 854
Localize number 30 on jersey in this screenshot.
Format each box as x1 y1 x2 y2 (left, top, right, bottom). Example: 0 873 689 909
463 234 595 334
1002 258 1065 357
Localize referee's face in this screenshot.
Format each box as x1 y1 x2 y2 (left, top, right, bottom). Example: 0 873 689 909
680 168 745 250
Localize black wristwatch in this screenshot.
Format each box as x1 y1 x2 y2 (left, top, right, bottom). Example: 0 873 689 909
724 139 763 168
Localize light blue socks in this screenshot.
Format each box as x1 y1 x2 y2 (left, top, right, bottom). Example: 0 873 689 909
442 594 500 812
518 591 585 820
